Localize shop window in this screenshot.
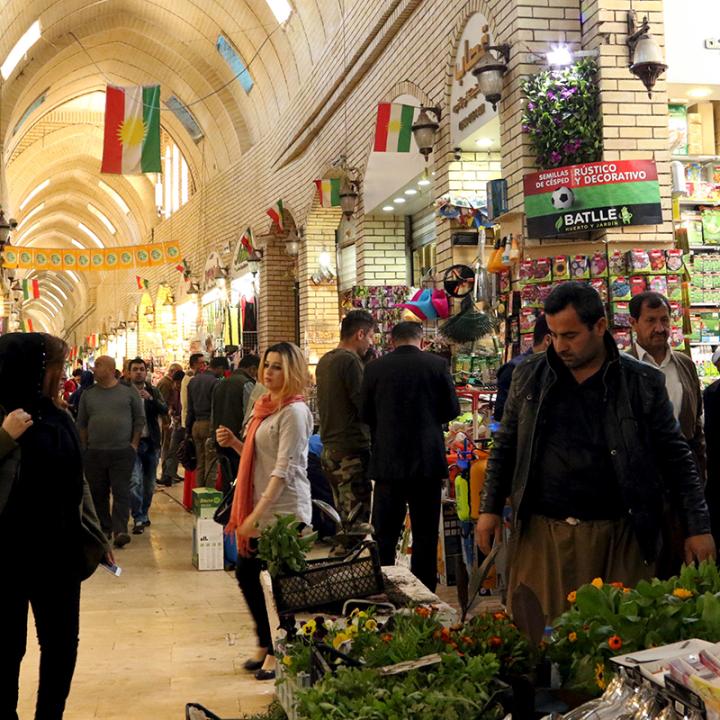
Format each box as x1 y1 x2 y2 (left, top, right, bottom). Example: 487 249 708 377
338 244 357 292
12 89 48 136
158 133 194 219
164 96 204 143
411 207 437 285
413 243 436 284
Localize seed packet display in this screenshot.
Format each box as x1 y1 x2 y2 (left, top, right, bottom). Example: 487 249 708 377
589 278 609 303
648 275 668 296
627 248 651 274
670 326 685 349
534 257 552 284
537 284 554 306
610 277 632 301
612 329 632 351
648 248 666 273
669 301 683 323
665 248 684 273
667 274 682 301
630 276 647 297
590 252 608 278
612 302 631 328
519 260 535 284
609 250 627 275
521 284 540 307
519 308 537 334
570 255 590 280
552 256 570 281
499 271 511 294
520 334 534 353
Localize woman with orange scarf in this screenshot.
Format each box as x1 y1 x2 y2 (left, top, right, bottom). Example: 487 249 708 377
217 342 313 681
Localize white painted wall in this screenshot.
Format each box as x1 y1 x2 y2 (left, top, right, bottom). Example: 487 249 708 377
664 0 720 85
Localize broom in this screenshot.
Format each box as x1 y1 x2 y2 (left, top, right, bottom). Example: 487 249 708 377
440 295 493 343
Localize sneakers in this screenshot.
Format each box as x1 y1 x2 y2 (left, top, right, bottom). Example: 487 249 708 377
132 522 144 535
113 532 131 548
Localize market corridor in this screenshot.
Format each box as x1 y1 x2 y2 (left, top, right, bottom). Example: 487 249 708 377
17 488 272 720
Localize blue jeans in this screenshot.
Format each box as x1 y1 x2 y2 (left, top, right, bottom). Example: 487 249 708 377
130 439 159 524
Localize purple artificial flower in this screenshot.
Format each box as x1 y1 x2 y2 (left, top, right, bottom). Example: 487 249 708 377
522 124 531 134
527 101 536 111
553 117 563 127
561 87 577 100
547 90 557 101
549 151 563 165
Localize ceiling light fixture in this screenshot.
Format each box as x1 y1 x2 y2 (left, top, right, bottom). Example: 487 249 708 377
417 169 431 187
78 223 104 248
393 197 406 204
626 11 667 98
546 45 573 67
476 137 494 148
688 87 712 99
382 205 394 212
265 0 292 24
19 180 49 210
472 44 511 111
404 188 418 196
411 106 442 159
1 20 42 80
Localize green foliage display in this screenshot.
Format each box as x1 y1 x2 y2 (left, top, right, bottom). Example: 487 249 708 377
522 59 603 169
549 561 720 695
257 514 316 578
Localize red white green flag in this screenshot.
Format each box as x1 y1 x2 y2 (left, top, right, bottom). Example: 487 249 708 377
373 103 415 152
22 318 33 333
314 178 341 207
136 275 149 290
22 278 39 300
241 228 254 254
266 200 284 231
102 85 162 175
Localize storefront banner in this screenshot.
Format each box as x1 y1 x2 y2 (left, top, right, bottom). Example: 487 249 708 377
34 250 50 271
18 248 33 269
118 249 134 269
523 159 663 237
62 249 78 269
134 245 151 267
163 241 180 262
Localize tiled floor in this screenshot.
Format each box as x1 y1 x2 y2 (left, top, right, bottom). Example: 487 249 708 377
18 486 273 720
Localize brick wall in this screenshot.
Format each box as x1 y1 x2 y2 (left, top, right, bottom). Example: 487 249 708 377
357 214 407 286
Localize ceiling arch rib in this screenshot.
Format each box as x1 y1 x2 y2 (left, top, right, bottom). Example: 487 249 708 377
13 209 115 249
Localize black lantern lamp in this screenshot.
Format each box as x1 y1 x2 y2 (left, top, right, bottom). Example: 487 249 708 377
627 11 667 98
411 106 442 159
0 209 18 247
247 249 263 277
339 174 360 219
472 45 511 111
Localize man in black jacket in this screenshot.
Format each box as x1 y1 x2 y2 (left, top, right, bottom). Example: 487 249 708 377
127 358 168 534
361 321 460 591
477 282 715 627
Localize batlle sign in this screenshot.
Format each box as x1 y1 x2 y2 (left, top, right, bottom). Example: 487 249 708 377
523 159 663 237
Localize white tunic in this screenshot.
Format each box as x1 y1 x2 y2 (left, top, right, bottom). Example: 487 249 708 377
251 401 313 530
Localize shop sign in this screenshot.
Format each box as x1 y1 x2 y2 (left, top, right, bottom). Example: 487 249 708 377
450 13 497 146
523 160 663 237
202 251 223 293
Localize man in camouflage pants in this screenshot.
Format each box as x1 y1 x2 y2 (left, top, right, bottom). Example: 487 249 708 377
316 310 375 546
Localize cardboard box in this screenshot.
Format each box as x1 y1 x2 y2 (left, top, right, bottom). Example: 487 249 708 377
192 517 224 570
191 487 223 518
689 102 716 155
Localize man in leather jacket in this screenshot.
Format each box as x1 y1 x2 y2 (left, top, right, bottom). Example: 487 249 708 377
477 282 715 626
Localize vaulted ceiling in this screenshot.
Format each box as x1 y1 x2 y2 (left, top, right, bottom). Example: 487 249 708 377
0 0 353 333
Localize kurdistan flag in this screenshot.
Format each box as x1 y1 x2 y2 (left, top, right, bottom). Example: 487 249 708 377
373 103 415 152
314 178 341 207
102 85 161 175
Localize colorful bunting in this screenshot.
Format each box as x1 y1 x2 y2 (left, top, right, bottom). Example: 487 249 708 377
136 275 150 290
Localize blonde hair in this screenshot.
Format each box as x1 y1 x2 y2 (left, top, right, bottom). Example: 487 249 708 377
262 342 309 401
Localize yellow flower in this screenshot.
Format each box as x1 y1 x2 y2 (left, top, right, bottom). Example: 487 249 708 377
567 591 577 603
673 587 694 600
365 619 378 632
568 632 577 643
595 662 607 691
357 611 368 619
347 623 358 636
282 655 293 667
332 632 351 650
300 619 316 636
591 578 604 589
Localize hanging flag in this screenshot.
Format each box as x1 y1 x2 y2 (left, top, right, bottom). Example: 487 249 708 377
241 227 254 254
22 318 34 333
163 241 180 261
266 200 284 231
22 279 40 300
314 178 341 207
373 103 415 152
136 275 149 290
101 85 162 175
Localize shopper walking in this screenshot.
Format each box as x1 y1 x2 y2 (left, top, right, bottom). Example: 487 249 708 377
361 321 460 592
157 363 182 478
211 354 260 493
180 353 206 429
477 282 714 628
68 370 94 419
185 356 219 487
77 355 145 548
159 369 185 486
218 342 312 682
316 310 375 539
0 332 111 720
127 358 168 534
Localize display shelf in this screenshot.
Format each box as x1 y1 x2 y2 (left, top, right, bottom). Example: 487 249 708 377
690 341 720 346
672 154 720 163
679 199 720 206
690 245 720 250
691 303 720 307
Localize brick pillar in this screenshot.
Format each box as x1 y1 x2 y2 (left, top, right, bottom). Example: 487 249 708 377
356 214 408 286
257 233 297 349
300 205 342 363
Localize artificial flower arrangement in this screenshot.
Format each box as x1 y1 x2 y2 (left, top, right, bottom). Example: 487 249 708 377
277 605 533 719
548 561 720 695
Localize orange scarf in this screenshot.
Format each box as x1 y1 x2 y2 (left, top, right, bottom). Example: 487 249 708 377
226 392 304 556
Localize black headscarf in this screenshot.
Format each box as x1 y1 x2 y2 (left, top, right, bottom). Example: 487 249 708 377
0 332 49 417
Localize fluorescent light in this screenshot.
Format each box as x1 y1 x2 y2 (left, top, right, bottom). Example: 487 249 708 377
18 222 41 239
404 188 418 195
1 20 42 80
265 0 292 23
42 289 65 308
70 239 85 249
66 271 80 283
17 203 44 229
382 205 394 212
476 137 494 148
87 204 116 234
393 197 406 204
418 170 431 187
546 45 573 67
98 181 130 214
19 180 49 210
78 223 104 248
688 87 713 99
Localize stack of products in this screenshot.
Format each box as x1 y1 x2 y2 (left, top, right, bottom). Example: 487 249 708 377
690 253 720 304
517 248 686 352
682 208 720 247
343 285 410 353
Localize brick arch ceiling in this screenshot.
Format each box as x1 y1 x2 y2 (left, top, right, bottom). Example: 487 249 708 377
1 0 346 164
